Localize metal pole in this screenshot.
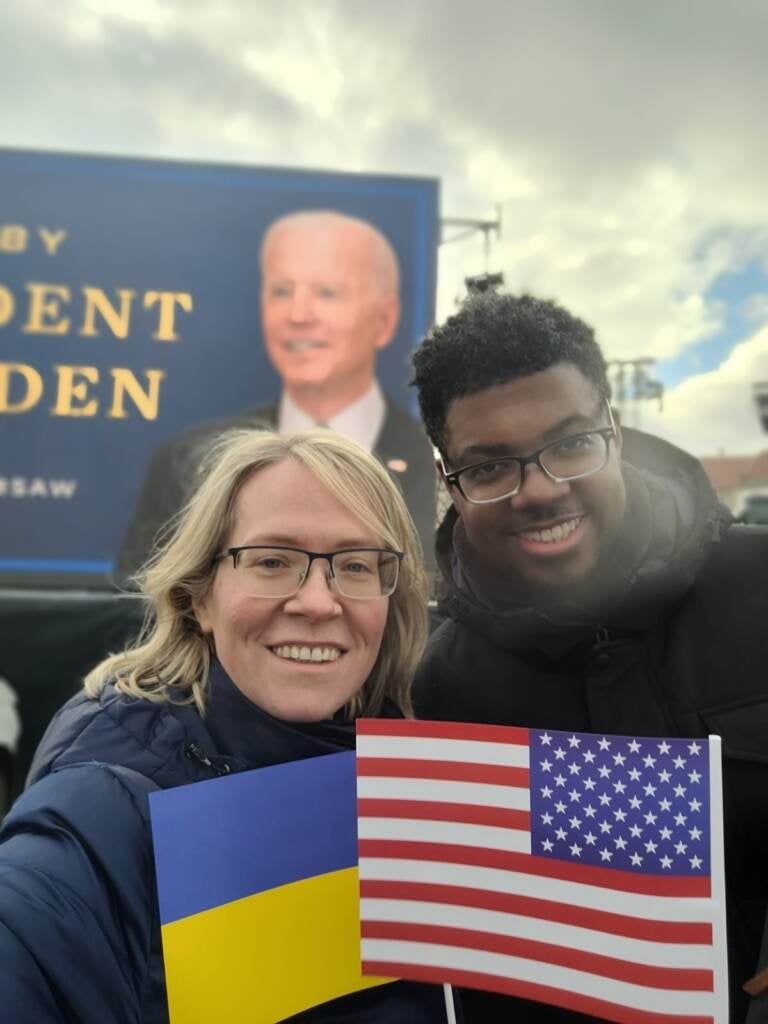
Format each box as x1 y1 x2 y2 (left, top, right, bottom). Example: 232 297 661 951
443 983 458 1023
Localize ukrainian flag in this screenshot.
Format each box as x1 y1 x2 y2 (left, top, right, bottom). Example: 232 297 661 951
149 751 392 1023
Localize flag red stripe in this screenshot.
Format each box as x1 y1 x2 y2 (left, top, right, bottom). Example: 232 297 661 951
359 840 711 898
362 921 713 991
357 758 529 786
357 719 530 745
359 879 713 944
357 799 531 831
361 962 714 1024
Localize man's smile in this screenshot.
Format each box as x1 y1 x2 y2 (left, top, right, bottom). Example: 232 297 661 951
512 515 587 556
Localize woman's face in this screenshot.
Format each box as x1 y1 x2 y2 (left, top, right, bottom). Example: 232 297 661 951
194 459 391 722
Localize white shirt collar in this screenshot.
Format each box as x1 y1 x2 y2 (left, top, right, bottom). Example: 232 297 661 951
277 381 386 453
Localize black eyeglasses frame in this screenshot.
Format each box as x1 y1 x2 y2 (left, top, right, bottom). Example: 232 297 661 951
439 405 618 506
210 545 404 599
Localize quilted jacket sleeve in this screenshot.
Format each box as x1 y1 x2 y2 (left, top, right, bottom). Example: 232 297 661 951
0 762 161 1024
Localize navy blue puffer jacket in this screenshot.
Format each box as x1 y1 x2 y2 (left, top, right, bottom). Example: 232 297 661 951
0 662 455 1023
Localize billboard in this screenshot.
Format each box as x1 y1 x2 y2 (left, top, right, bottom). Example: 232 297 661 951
0 148 439 587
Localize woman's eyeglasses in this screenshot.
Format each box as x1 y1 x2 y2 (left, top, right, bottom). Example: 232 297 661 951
211 546 403 599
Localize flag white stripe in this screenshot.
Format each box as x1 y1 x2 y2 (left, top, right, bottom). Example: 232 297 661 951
358 818 531 852
357 777 530 810
361 939 715 1016
361 897 714 969
359 857 715 923
357 735 529 767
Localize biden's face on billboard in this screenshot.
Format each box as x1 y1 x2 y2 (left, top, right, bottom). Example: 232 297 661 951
260 212 400 402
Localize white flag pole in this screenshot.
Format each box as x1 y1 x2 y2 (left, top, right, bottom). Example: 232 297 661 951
708 734 729 1024
443 983 458 1023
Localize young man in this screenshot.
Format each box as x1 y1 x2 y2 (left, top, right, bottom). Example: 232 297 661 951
117 211 435 579
412 292 768 1023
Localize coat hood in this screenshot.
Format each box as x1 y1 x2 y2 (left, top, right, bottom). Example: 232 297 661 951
435 427 732 652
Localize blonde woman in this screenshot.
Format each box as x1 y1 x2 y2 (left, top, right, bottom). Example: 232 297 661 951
0 429 453 1023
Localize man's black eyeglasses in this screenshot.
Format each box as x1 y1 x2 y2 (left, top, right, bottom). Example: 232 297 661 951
440 404 618 505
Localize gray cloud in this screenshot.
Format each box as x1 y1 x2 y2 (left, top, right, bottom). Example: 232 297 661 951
335 0 768 187
0 1 302 158
4 0 766 196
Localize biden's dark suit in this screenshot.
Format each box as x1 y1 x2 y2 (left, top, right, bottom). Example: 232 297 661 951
116 397 436 581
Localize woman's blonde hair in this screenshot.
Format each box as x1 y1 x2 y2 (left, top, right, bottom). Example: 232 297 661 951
85 428 429 718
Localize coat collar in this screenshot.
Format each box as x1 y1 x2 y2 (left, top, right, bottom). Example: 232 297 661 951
201 659 358 770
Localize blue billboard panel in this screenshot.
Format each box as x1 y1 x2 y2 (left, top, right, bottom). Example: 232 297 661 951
0 149 439 587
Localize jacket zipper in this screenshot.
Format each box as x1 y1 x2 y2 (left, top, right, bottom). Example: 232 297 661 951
184 741 231 777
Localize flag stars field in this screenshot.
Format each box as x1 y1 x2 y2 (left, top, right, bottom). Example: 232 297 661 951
530 730 710 875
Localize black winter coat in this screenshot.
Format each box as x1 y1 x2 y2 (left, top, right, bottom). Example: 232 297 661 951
0 661 454 1023
414 429 768 1024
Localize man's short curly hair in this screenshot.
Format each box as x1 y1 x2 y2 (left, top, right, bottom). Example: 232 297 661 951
411 292 610 454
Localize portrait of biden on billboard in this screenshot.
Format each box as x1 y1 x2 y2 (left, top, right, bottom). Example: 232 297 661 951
117 209 436 580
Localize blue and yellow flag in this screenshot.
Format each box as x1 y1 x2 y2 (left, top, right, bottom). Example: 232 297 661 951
149 751 391 1023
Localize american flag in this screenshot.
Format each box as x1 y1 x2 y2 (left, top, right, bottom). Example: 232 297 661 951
355 720 728 1024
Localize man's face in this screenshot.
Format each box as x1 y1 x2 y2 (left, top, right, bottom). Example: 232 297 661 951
443 363 625 593
261 220 398 396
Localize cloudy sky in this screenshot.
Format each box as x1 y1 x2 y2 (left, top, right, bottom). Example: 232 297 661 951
3 0 767 455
